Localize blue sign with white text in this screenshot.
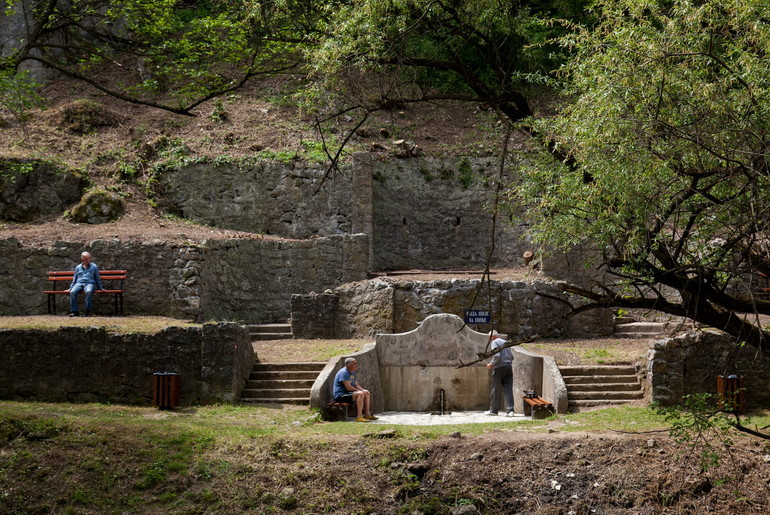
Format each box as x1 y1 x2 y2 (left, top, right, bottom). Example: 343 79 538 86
464 310 491 324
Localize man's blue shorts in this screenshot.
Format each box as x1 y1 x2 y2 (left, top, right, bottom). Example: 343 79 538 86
334 394 354 404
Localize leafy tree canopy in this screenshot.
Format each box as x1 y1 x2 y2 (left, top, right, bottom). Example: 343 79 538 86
1 0 332 115
309 0 590 122
519 0 770 354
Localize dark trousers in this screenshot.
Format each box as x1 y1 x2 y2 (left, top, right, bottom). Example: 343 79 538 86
489 365 514 413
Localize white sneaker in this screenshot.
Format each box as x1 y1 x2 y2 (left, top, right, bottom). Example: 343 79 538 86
484 410 497 416
505 411 515 417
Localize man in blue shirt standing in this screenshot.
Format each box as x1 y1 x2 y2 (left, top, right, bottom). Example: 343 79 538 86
69 251 104 317
485 330 515 417
333 357 378 422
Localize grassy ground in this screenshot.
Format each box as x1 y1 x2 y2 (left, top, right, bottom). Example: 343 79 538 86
1 401 768 514
3 319 770 513
0 315 200 333
255 336 651 365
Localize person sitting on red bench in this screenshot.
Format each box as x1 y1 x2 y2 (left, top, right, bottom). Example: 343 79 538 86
333 357 378 422
68 251 104 317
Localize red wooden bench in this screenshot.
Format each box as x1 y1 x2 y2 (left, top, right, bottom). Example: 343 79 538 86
522 394 554 420
324 401 352 420
44 269 127 315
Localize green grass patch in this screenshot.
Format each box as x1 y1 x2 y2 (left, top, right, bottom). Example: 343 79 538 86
0 315 200 334
555 406 669 433
582 347 613 363
302 341 367 362
0 401 765 513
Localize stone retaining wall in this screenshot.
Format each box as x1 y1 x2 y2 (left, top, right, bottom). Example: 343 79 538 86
0 323 253 405
368 156 527 270
158 155 530 271
159 160 354 239
0 234 367 323
292 278 615 339
648 331 770 408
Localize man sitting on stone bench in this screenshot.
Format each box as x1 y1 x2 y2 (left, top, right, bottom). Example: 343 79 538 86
333 357 378 423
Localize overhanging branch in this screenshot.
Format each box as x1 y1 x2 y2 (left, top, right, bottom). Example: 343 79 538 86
456 301 603 368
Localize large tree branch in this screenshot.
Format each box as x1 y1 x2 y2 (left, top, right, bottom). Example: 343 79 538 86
561 275 770 356
729 413 770 440
22 53 297 115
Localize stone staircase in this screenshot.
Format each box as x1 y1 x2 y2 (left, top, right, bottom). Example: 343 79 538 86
613 316 667 338
240 362 325 404
560 364 644 411
247 322 293 341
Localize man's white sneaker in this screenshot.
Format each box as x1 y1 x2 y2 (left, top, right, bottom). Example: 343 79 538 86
484 411 497 416
505 411 515 417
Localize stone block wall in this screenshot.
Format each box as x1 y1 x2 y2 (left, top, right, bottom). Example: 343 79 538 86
0 0 60 81
648 331 770 408
0 234 368 323
157 155 532 272
292 278 615 339
0 323 253 405
290 293 339 338
369 157 529 270
199 235 368 322
159 161 354 239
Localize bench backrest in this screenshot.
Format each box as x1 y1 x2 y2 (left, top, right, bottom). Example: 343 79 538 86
47 270 128 280
47 270 128 289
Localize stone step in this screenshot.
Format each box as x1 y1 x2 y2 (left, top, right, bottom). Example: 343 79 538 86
560 363 643 407
613 321 666 337
252 362 325 372
247 323 293 340
251 332 294 341
240 361 325 404
568 390 644 401
560 365 636 376
567 382 642 392
240 388 313 400
249 370 320 381
245 378 316 389
247 323 292 333
563 374 639 385
569 399 640 408
240 397 309 405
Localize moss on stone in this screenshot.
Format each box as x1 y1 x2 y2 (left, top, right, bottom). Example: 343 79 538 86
68 188 124 224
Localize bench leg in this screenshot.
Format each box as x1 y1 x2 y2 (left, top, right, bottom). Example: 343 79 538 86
48 294 56 315
108 292 124 315
531 405 555 420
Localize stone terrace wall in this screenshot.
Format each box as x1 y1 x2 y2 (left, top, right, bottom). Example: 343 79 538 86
0 234 367 323
369 157 529 270
199 236 369 322
157 155 532 272
0 323 253 405
159 161 354 239
648 331 770 408
292 278 614 339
